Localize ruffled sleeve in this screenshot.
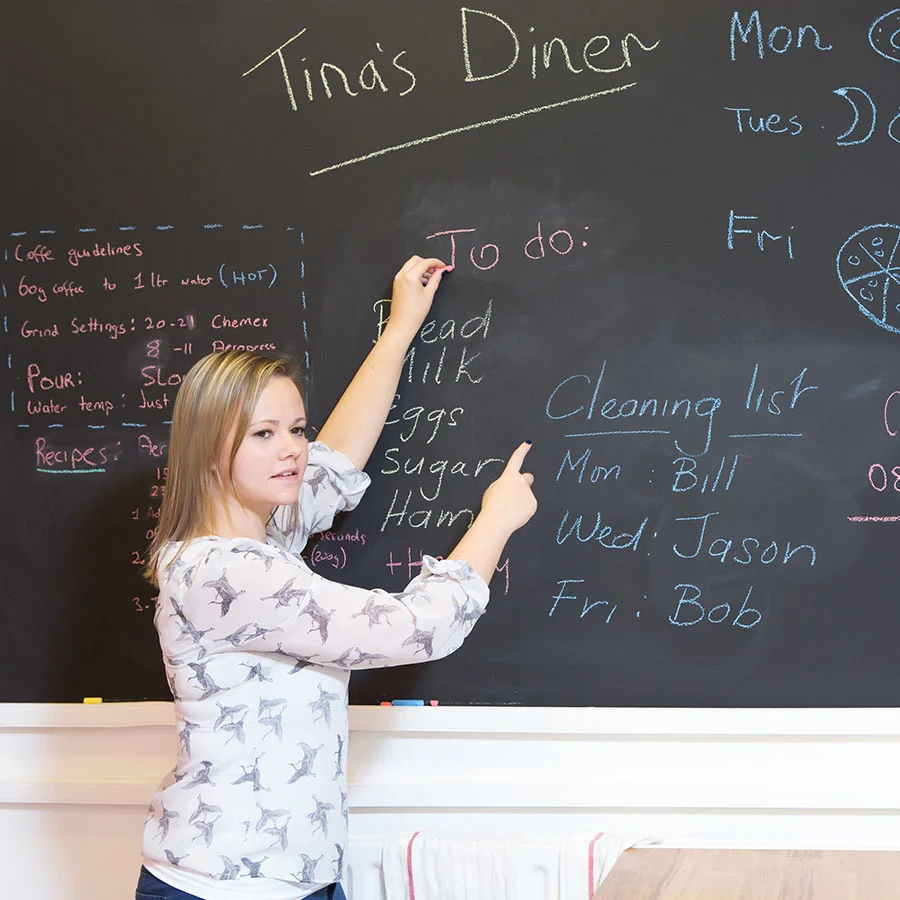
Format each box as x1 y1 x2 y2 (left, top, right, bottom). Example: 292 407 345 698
269 441 370 553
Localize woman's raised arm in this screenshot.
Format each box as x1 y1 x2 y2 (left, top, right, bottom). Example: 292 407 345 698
317 255 450 470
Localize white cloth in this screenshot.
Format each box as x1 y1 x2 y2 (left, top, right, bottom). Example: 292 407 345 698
560 833 657 899
382 831 656 900
382 832 521 900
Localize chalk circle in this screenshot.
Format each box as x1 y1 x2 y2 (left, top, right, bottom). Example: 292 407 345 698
889 109 900 144
836 224 900 334
869 9 900 61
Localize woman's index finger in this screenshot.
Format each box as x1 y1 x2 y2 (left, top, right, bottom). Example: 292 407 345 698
506 441 532 472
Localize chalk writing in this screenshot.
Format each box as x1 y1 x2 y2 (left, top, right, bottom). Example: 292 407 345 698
34 436 122 472
669 584 762 629
884 390 900 436
547 579 618 622
4 223 308 619
671 512 816 567
384 399 465 444
556 510 648 549
67 242 143 266
14 244 54 264
309 544 348 571
672 455 739 494
867 463 900 493
744 364 818 416
546 362 721 457
726 210 795 259
730 10 832 61
381 490 475 532
381 450 503 502
424 222 591 272
244 10 656 175
242 29 416 111
460 8 658 82
383 548 510 595
556 448 622 484
377 254 502 532
218 263 277 289
724 106 803 135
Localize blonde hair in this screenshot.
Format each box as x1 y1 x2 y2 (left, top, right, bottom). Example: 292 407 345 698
145 350 305 586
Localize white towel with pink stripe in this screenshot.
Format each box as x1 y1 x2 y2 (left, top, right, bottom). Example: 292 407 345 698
560 833 653 899
381 831 651 900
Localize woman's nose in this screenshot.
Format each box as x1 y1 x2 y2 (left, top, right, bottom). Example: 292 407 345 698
279 432 306 455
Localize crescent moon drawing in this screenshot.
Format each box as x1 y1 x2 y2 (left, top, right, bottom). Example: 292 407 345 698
833 86 877 145
869 9 900 62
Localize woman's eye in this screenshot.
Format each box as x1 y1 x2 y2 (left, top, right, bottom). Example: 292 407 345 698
254 429 272 439
291 426 307 437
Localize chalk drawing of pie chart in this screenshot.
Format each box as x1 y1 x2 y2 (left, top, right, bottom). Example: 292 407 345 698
836 224 900 334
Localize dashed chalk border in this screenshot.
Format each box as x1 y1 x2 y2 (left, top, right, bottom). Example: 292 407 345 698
5 224 309 432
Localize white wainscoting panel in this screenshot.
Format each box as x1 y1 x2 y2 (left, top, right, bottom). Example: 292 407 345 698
0 703 898 899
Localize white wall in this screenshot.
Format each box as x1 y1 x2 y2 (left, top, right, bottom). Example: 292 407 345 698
1 703 899 900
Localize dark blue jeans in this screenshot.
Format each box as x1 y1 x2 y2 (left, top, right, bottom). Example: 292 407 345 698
136 866 347 899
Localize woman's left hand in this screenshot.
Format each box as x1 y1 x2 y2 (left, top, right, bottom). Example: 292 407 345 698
384 255 453 343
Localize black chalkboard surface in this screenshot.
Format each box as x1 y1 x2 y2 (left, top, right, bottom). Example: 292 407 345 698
3 0 900 705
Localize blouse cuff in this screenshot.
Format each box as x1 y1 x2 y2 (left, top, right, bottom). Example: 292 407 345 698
420 554 490 607
307 440 371 512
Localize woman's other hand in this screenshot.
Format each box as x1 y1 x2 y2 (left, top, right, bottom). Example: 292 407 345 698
480 442 538 537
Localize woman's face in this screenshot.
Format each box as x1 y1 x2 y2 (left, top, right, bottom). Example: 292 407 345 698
224 375 309 522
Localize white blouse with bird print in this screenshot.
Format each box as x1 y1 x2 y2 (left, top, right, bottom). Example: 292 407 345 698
142 442 490 899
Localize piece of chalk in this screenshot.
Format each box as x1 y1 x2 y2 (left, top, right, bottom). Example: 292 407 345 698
379 701 392 707
391 699 425 706
83 697 103 704
429 700 439 707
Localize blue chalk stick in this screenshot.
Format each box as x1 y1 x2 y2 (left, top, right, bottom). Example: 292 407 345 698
391 699 425 706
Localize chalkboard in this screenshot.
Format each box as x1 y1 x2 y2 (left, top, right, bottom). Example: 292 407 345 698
4 0 900 706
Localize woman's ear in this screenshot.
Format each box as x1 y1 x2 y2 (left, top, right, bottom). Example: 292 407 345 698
210 463 228 493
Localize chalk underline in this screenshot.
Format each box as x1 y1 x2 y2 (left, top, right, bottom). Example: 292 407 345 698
309 82 638 177
729 433 803 438
565 430 670 437
36 468 107 475
563 430 803 439
847 516 900 522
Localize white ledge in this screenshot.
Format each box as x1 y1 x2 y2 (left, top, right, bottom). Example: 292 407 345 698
348 706 900 737
0 704 898 736
0 702 175 729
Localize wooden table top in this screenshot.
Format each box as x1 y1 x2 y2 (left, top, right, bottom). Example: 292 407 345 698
593 848 900 900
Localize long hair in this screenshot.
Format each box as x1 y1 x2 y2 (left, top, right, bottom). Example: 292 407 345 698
145 350 305 586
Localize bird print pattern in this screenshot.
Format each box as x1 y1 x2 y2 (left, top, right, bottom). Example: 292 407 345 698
141 443 489 895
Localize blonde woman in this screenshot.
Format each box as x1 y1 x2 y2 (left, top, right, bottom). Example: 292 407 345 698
135 256 537 900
